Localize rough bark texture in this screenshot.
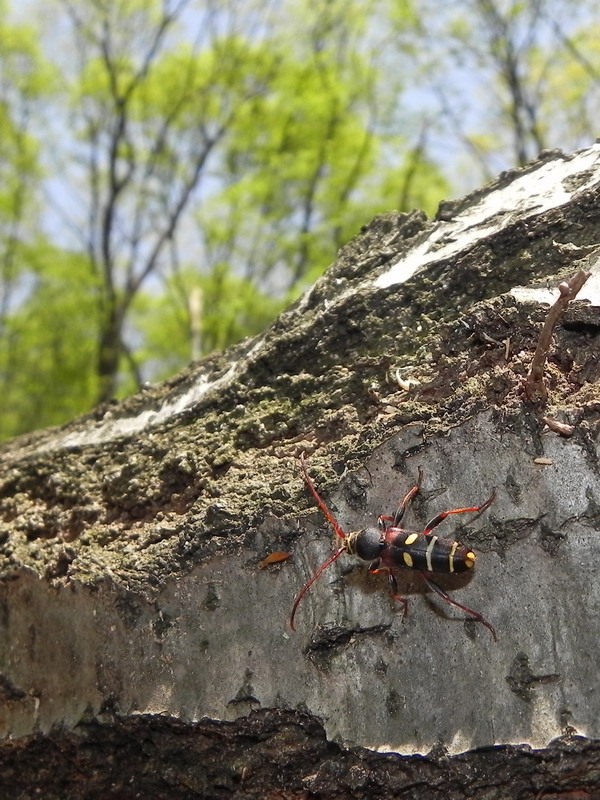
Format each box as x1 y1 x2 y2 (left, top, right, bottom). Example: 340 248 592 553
2 145 600 797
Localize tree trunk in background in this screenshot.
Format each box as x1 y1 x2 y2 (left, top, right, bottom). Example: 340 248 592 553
2 145 600 798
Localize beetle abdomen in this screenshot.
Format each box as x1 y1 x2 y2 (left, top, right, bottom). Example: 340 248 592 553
381 529 476 574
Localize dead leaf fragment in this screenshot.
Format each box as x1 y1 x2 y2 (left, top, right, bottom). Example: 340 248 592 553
258 551 292 569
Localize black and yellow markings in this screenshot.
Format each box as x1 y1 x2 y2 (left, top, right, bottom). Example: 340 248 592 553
402 531 418 568
291 454 497 639
425 534 438 573
393 531 478 574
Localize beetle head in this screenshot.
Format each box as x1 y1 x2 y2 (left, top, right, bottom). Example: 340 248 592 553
347 527 382 561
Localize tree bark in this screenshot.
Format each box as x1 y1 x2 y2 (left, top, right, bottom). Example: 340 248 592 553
2 144 600 798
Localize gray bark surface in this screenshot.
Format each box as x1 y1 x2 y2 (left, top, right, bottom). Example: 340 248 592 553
2 145 600 798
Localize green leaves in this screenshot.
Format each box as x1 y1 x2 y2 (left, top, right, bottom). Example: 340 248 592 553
0 244 101 439
131 265 284 385
0 0 454 438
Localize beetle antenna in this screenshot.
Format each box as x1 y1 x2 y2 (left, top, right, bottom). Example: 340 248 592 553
289 546 346 630
291 454 350 629
299 452 347 541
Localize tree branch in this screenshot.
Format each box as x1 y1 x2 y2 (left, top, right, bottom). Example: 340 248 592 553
523 269 590 404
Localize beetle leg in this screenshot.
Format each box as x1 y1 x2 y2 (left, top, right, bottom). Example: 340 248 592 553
391 467 424 526
370 565 409 620
419 571 497 641
422 489 496 536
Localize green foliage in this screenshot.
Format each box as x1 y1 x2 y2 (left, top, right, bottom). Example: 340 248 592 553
130 266 284 386
540 22 600 143
0 244 101 439
14 0 600 440
0 4 67 439
0 5 53 237
199 12 447 294
0 0 452 439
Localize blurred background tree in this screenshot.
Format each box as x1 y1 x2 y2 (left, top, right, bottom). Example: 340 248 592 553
0 0 598 439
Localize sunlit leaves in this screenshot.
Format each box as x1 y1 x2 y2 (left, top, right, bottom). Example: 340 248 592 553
131 265 284 384
0 245 101 439
0 0 456 439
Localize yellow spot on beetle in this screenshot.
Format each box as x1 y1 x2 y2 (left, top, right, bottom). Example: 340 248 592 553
404 532 419 545
403 552 414 568
465 551 476 569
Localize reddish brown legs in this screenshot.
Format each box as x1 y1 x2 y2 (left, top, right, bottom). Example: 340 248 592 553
422 490 496 536
419 572 498 641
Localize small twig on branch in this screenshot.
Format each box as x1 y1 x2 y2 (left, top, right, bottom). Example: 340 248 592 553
523 270 590 404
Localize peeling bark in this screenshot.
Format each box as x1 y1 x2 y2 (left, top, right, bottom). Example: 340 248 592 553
2 145 600 797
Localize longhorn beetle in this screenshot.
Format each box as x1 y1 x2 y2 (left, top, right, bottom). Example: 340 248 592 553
290 454 497 640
